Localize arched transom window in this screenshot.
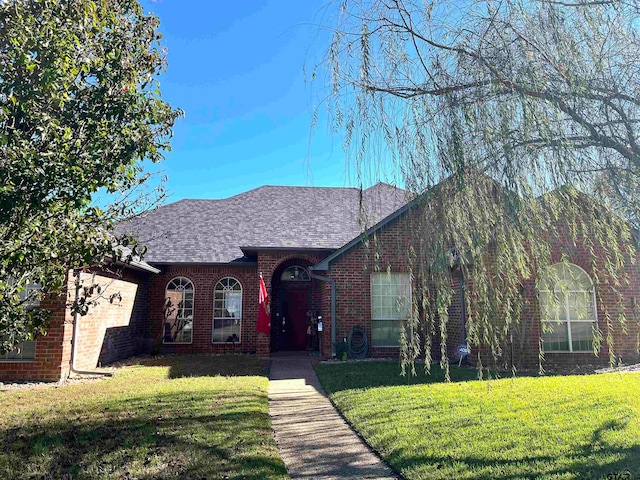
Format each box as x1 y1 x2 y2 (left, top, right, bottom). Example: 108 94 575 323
164 277 194 344
280 265 310 282
213 278 242 343
539 263 597 352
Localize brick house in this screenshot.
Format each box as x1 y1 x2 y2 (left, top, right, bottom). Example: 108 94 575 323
2 181 639 381
0 255 159 382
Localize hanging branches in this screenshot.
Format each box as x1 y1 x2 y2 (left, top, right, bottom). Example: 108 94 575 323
321 0 640 375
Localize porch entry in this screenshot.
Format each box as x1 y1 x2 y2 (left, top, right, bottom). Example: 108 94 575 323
271 263 317 352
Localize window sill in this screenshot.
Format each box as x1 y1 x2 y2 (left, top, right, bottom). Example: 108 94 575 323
543 350 596 354
0 359 35 363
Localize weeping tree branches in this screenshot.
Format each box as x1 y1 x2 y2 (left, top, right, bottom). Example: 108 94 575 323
321 0 640 373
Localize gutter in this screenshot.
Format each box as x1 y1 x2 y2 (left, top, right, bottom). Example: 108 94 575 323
69 270 113 378
309 272 336 357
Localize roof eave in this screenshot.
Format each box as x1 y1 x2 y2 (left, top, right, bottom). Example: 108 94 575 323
240 246 335 256
104 256 161 274
148 260 258 268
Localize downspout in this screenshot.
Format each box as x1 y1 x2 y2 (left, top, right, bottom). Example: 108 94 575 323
309 272 336 357
69 269 113 378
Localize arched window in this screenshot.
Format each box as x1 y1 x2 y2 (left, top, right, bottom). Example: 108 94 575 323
539 263 597 352
280 265 310 282
213 278 242 343
164 277 194 344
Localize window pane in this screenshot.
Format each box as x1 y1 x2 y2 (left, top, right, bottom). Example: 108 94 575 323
2 340 36 361
567 292 593 321
542 321 569 351
164 317 192 343
213 318 241 343
225 291 242 318
372 320 401 346
570 322 594 352
540 291 564 321
540 263 597 353
165 277 194 343
371 273 411 320
213 278 242 343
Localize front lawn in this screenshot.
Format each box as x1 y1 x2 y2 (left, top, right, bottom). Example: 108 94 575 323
0 355 288 480
315 361 640 480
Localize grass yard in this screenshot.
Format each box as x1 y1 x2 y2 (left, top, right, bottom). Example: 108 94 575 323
316 361 640 480
0 355 288 480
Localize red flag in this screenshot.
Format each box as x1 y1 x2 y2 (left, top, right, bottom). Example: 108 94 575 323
257 274 270 334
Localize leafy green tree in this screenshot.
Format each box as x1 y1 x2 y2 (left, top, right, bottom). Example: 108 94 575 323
0 0 181 353
320 0 640 375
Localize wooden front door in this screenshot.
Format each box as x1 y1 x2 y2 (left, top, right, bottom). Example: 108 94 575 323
280 288 309 350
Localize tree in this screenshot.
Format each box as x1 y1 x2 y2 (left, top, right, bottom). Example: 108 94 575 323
320 0 640 375
0 0 181 353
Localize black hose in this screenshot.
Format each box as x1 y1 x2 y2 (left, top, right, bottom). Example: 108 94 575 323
347 326 368 359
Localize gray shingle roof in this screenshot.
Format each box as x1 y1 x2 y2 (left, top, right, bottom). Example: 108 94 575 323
119 183 408 264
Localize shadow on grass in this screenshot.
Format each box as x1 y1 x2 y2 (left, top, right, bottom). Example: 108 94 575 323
388 442 640 480
315 361 495 393
137 354 270 379
1 388 287 480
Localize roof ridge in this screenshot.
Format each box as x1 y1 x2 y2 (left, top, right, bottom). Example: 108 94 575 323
364 181 404 191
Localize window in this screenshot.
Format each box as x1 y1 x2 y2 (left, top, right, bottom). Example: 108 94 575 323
0 341 36 362
280 265 310 282
371 272 411 346
20 283 42 310
539 263 597 352
164 277 194 344
1 280 41 361
213 278 242 343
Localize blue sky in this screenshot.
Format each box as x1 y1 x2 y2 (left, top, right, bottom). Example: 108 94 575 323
139 0 368 201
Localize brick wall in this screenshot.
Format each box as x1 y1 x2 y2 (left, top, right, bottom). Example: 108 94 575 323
150 252 331 357
73 268 152 370
0 272 74 382
150 264 260 355
0 267 154 382
326 211 422 360
324 207 640 369
511 238 640 370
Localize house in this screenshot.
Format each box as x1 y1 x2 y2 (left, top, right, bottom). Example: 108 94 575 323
1 181 639 381
0 257 159 382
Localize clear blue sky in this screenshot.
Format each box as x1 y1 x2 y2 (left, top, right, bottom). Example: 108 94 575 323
138 0 369 201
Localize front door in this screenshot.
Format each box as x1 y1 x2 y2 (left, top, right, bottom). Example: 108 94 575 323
279 288 309 350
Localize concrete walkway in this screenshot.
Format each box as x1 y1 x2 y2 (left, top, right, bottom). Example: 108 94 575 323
268 354 398 479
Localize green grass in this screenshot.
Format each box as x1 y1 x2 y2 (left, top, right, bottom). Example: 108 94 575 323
315 361 640 480
0 355 288 480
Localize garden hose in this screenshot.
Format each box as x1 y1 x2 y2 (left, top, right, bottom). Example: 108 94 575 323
347 326 368 359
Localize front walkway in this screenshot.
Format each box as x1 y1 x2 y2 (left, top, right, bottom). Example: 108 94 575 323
268 354 398 479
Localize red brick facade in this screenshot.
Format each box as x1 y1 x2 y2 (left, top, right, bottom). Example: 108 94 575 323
0 268 152 382
148 251 330 358
319 208 640 369
4 203 640 382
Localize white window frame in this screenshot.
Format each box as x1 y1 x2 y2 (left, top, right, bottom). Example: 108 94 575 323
163 277 194 345
370 272 412 347
212 277 243 344
540 263 598 353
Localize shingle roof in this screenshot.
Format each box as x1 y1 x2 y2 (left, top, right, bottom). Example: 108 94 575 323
118 182 409 264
